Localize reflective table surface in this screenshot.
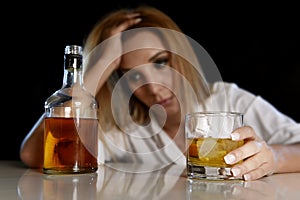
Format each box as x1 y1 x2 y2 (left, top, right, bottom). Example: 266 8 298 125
0 160 299 200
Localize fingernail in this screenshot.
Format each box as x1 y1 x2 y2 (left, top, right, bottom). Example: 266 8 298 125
224 154 236 164
231 132 240 140
135 18 142 23
231 168 241 176
255 141 263 150
243 174 251 181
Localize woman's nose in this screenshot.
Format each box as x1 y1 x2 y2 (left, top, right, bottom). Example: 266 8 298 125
145 82 162 94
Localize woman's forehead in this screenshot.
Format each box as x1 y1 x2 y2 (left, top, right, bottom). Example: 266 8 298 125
121 48 164 69
122 30 166 51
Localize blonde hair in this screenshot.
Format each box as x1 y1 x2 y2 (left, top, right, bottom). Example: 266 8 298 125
83 5 209 132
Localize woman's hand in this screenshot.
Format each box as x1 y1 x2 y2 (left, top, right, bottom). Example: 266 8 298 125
84 12 142 95
224 126 277 180
103 12 142 71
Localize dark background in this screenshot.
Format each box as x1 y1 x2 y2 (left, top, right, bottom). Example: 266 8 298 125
3 1 299 161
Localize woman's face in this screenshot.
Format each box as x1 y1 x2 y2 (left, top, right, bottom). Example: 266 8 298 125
119 30 180 116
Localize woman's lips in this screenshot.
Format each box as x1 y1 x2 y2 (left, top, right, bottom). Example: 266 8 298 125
157 96 173 106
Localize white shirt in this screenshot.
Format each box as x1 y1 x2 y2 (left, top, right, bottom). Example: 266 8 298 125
97 81 300 169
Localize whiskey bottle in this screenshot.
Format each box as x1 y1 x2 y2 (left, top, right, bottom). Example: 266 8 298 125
43 45 98 174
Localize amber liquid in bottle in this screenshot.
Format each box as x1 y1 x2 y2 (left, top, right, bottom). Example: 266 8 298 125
44 118 98 173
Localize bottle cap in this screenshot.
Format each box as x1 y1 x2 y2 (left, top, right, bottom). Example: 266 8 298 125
65 45 82 55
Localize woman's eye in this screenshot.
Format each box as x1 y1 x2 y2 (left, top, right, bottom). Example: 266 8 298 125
154 58 169 69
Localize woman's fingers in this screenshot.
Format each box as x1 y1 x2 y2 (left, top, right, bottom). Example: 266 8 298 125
241 157 275 180
232 144 275 181
225 140 263 165
111 13 142 35
96 12 142 72
225 126 276 180
232 126 257 141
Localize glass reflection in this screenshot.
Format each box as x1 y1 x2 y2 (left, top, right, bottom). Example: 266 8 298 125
186 178 278 200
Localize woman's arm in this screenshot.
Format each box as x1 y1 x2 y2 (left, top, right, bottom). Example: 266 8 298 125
219 83 300 180
20 114 45 168
271 143 300 173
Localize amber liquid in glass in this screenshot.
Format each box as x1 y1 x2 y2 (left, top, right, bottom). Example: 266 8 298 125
44 117 98 174
187 137 244 167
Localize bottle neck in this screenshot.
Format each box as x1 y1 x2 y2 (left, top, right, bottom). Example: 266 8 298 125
62 53 83 87
63 68 83 87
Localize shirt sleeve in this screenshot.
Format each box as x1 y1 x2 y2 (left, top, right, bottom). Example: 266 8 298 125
225 82 300 144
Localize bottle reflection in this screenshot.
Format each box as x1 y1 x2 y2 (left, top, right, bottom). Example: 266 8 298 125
17 169 97 200
43 173 97 199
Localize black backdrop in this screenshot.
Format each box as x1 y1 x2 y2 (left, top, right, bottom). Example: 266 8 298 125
3 1 299 160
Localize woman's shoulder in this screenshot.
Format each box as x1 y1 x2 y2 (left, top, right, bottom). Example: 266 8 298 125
207 81 259 112
210 81 240 91
210 81 256 97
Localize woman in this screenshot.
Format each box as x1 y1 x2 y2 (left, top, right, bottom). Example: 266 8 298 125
20 5 300 180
